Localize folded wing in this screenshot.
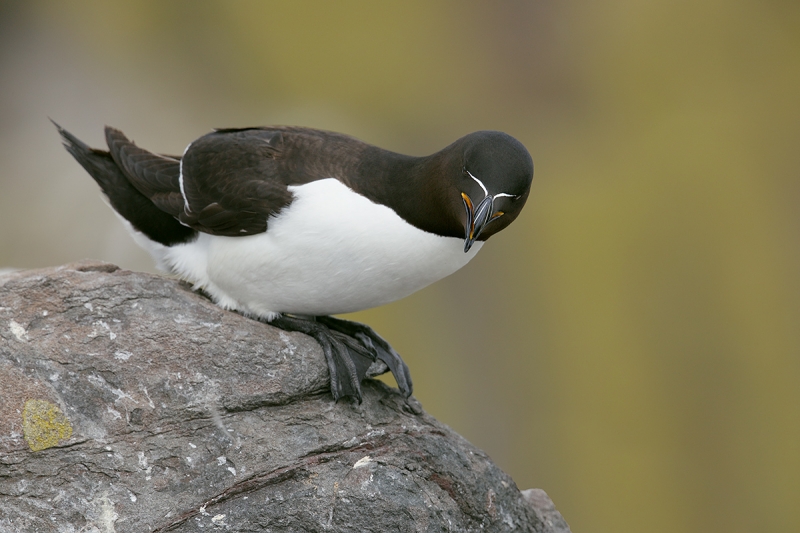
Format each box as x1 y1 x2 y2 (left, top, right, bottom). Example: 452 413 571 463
105 127 295 237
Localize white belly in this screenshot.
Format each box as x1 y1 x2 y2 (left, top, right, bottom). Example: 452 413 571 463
153 179 482 318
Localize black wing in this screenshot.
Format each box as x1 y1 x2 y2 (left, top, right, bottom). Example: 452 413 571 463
105 127 295 237
178 128 293 236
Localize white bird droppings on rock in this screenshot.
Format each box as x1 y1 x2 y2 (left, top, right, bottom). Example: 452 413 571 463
353 455 372 469
97 492 118 533
9 320 27 341
114 350 133 361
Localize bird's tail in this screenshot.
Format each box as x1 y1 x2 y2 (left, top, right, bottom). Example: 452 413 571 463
53 120 195 246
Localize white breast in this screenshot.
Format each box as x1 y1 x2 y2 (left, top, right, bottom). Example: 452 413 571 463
146 178 482 319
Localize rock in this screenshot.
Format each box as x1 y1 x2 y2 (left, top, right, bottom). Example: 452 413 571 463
521 489 572 533
0 261 570 532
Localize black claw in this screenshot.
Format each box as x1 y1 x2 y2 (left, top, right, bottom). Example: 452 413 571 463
270 315 374 403
268 315 414 402
318 316 413 398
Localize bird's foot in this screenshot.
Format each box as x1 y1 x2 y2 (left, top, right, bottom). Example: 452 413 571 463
269 314 412 403
317 316 412 398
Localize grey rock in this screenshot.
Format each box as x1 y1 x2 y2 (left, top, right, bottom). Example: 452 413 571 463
0 261 570 533
521 489 572 533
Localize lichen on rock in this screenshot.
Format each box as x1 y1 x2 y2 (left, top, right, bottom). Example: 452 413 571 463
22 399 73 451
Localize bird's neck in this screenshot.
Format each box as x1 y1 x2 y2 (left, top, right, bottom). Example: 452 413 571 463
352 147 463 239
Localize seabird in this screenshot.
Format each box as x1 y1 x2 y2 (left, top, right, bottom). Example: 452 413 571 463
54 122 534 402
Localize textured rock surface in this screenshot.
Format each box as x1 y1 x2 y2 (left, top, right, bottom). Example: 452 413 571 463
0 261 570 532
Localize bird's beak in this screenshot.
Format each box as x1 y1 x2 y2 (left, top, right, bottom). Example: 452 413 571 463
462 192 504 253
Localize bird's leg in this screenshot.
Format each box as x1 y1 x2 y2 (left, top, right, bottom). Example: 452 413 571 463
269 314 375 403
317 316 413 399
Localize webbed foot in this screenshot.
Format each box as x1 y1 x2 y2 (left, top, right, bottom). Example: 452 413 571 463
317 316 412 399
270 315 412 402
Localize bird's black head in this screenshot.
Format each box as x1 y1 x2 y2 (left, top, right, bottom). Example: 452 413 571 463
452 131 533 252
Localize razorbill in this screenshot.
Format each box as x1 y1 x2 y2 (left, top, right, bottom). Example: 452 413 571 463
55 122 533 402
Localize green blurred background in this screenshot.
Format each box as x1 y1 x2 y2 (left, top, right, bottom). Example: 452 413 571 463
2 1 799 531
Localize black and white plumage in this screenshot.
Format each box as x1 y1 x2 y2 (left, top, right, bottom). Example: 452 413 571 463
55 122 534 402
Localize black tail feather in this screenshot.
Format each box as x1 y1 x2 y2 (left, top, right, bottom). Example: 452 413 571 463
53 120 196 246
103 127 186 218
